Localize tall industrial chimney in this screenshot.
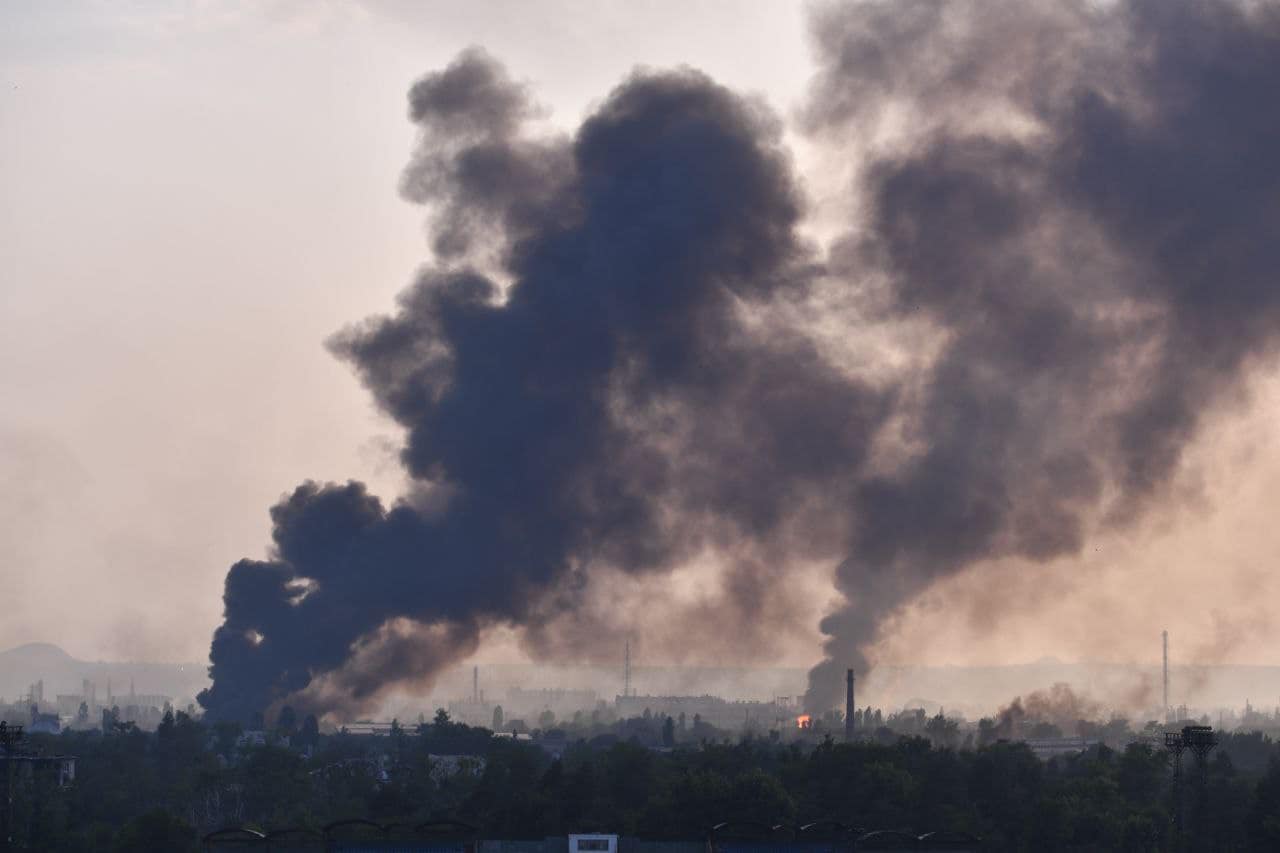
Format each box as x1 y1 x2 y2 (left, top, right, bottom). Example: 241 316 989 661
845 668 855 741
1162 630 1169 723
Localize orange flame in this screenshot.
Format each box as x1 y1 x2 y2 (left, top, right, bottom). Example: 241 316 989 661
795 714 811 728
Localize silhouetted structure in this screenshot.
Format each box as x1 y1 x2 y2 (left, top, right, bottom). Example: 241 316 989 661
1165 724 1217 848
0 721 76 852
845 669 855 741
1162 630 1170 723
624 639 632 699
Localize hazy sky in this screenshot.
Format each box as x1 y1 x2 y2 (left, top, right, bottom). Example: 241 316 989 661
3 0 1279 672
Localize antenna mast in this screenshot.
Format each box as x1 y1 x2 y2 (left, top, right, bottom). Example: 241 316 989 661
1163 630 1170 723
624 638 632 698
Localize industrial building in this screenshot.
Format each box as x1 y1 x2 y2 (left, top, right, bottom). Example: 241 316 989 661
446 672 600 728
613 694 798 731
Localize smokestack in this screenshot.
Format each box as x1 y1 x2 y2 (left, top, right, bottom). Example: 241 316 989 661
845 668 855 741
1163 630 1169 723
472 665 479 704
624 638 632 698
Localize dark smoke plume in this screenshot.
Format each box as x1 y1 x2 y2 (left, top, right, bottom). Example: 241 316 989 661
989 683 1104 739
200 48 884 721
804 0 1280 709
201 0 1280 721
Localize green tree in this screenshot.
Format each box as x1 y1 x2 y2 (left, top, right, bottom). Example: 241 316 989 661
925 713 960 749
112 809 197 852
1249 756 1280 849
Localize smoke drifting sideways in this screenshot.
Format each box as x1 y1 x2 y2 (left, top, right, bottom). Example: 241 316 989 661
199 49 887 722
804 0 1280 710
199 0 1280 723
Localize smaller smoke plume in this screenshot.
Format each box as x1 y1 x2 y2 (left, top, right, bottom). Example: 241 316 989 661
990 683 1104 739
1121 672 1156 715
804 0 1280 710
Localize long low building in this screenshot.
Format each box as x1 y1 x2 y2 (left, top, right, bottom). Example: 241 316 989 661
1023 736 1102 760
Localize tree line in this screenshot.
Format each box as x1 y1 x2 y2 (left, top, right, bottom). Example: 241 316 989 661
6 708 1280 850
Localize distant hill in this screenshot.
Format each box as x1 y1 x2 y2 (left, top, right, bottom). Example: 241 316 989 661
0 643 209 707
0 642 76 671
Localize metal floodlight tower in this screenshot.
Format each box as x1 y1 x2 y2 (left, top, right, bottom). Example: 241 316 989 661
1165 724 1218 846
1186 725 1218 848
1164 730 1188 837
1185 725 1218 761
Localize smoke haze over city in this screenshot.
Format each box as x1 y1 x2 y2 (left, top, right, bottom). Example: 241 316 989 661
5 1 1280 725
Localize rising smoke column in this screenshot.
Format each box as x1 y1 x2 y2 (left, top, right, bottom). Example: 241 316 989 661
804 0 1280 708
202 0 1280 722
200 50 886 721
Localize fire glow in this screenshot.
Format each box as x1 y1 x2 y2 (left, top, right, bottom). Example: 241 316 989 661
796 714 811 729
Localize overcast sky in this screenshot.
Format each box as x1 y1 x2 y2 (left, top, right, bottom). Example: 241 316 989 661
3 0 1280 672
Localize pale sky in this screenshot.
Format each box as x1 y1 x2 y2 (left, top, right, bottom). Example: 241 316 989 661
3 0 1279 672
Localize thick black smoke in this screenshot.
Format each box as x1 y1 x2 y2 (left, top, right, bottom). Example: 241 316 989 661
805 0 1280 708
201 0 1280 721
200 48 884 721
